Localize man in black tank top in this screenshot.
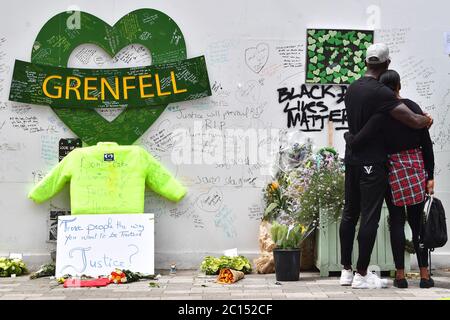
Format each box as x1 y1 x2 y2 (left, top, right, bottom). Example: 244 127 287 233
338 43 432 289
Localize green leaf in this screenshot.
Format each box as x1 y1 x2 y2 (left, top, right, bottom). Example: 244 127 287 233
265 202 279 215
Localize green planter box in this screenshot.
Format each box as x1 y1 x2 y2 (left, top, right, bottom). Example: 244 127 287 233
315 205 411 277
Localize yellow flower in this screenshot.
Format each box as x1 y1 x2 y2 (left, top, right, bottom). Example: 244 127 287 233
300 224 307 234
270 181 279 191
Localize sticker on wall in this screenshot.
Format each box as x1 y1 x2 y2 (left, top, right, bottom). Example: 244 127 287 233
59 138 82 162
8 9 212 146
305 29 374 85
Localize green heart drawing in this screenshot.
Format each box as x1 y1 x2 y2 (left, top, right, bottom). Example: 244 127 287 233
308 37 317 45
357 32 366 40
326 67 334 75
305 29 373 84
308 44 317 52
31 9 187 145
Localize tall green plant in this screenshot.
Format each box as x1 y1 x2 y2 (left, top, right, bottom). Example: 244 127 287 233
270 222 305 249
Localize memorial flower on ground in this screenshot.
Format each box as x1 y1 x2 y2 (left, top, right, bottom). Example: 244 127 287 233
109 269 127 283
0 258 28 277
263 141 344 234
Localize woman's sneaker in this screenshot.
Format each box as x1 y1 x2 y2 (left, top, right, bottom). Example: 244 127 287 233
340 269 354 286
351 273 370 289
393 278 408 288
420 277 434 288
367 272 389 288
351 272 389 289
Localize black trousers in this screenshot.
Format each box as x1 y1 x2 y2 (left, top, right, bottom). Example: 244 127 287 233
339 163 388 271
385 191 428 269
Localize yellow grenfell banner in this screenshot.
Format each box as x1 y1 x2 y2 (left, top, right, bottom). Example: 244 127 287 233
9 56 211 109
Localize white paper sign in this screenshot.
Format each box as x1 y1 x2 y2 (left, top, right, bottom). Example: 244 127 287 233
223 248 238 257
55 214 154 277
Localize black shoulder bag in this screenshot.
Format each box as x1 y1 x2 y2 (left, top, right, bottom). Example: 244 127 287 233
420 196 448 275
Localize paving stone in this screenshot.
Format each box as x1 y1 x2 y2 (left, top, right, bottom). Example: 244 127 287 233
358 296 402 300
285 292 328 298
25 296 67 300
402 296 443 300
120 297 161 300
2 270 450 300
162 296 201 300
282 288 315 293
163 290 192 294
203 295 234 300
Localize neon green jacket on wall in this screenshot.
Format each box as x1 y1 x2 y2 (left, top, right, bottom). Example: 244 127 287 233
28 142 186 214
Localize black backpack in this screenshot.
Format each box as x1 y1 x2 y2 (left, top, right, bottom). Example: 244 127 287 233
422 196 447 249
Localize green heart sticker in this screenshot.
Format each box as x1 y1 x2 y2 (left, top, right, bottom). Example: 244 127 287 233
31 9 188 145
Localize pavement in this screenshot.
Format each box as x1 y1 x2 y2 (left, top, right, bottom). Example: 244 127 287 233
1 270 450 300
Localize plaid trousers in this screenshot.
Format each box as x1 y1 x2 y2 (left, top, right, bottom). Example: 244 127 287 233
388 148 427 207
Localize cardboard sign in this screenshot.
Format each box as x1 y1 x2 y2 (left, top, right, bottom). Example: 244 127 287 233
55 214 154 277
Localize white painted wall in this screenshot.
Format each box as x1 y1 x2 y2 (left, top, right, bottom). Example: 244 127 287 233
0 0 449 270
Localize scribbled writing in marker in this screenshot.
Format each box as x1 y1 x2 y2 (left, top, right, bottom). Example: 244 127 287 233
277 84 348 131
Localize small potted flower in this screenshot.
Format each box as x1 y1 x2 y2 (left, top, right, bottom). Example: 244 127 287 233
271 221 309 281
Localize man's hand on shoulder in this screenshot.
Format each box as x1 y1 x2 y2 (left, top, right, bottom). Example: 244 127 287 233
390 103 430 129
424 113 433 128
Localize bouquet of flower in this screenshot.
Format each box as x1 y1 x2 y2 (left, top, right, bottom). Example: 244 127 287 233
263 144 344 232
30 263 55 279
0 257 28 277
217 268 245 284
200 255 252 275
258 131 345 273
297 147 345 227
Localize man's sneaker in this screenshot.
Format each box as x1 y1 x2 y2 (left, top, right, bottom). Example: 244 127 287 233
340 269 354 286
351 272 389 289
366 272 389 288
351 273 370 289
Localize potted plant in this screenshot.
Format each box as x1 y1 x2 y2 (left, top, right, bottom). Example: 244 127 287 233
271 222 308 281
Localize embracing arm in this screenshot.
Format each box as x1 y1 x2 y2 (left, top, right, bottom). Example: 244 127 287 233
389 103 431 129
344 113 385 150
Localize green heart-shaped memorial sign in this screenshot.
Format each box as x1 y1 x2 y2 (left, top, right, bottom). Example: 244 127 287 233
27 9 195 145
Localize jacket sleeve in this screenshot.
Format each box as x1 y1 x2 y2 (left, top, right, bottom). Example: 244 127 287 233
28 151 74 203
142 148 186 202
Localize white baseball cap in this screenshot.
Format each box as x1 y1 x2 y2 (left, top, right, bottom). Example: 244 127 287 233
365 43 390 64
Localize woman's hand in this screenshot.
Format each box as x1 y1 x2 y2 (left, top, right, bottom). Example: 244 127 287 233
344 132 354 148
426 180 434 195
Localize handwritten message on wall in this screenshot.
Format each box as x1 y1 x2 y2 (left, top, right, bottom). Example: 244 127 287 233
55 214 154 277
